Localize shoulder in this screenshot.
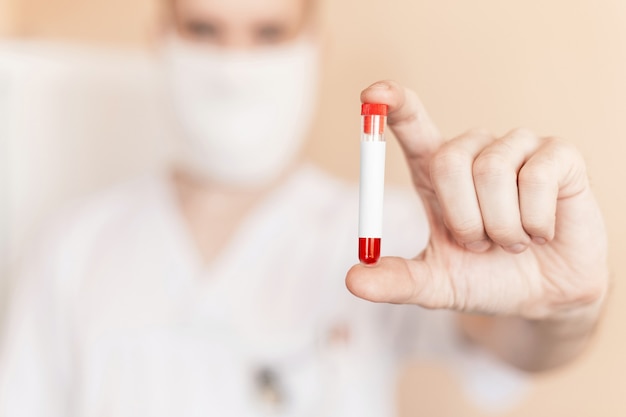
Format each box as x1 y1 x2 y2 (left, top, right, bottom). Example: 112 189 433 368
15 174 168 288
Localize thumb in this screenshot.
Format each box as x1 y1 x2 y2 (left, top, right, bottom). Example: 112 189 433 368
345 255 453 309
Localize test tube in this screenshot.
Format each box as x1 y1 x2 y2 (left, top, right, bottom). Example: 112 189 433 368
358 103 388 264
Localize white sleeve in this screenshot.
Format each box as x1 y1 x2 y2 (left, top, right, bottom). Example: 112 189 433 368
0 234 75 417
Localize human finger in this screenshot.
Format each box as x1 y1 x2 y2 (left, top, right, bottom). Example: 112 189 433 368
518 137 586 243
429 128 494 252
360 80 443 189
345 256 454 309
472 128 541 252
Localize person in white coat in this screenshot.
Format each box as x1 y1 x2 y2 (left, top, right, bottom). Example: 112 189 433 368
0 0 609 415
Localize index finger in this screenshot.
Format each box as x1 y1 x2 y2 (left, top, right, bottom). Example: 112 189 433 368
360 80 444 162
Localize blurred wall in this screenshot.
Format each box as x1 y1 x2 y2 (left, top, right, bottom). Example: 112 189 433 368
2 0 626 416
4 0 158 44
0 0 17 37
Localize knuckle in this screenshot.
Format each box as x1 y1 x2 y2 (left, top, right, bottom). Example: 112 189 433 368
564 141 586 166
430 148 471 178
472 152 510 179
544 136 583 161
465 127 492 138
542 135 566 147
508 127 537 139
518 163 551 187
544 137 589 191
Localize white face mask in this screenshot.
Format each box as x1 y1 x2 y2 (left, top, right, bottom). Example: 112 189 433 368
162 35 320 187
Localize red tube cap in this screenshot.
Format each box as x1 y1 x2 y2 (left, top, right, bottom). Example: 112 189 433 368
361 103 388 116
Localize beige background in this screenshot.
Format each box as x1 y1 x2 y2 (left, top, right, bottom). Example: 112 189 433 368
2 0 625 415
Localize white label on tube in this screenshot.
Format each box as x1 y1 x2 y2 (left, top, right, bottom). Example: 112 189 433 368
359 141 386 238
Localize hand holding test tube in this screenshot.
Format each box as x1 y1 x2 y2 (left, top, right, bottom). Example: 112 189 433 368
348 81 607 372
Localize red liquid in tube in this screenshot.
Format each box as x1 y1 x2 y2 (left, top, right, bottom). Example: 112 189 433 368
359 237 381 265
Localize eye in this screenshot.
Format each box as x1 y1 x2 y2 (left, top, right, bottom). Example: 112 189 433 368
255 24 289 44
183 19 220 40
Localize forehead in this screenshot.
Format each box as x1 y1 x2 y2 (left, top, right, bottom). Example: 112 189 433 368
173 0 308 21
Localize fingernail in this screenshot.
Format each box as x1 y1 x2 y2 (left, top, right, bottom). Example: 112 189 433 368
506 243 527 253
532 237 547 245
465 240 491 252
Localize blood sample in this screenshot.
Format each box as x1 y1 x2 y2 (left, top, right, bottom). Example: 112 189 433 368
358 103 387 265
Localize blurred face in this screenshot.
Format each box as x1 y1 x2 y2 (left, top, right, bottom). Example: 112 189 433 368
168 0 312 49
162 0 320 187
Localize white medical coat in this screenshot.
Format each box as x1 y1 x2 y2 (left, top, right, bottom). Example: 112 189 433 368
0 164 524 417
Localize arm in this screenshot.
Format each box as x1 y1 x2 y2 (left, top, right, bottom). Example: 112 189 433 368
459 297 606 372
